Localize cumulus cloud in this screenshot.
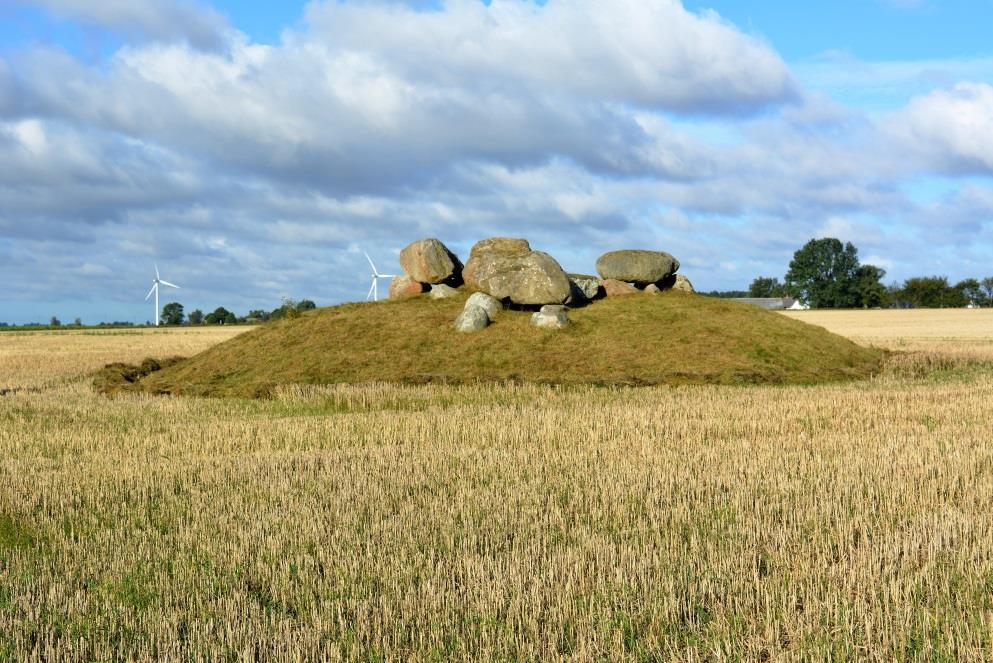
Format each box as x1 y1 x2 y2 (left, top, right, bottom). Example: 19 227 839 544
18 0 230 50
891 82 993 173
1 1 992 321
302 0 798 114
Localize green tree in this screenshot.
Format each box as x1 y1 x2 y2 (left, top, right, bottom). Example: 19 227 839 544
204 307 236 325
900 277 965 308
246 309 270 322
981 277 993 307
784 238 861 308
187 309 204 325
161 302 185 326
295 299 316 312
49 316 61 327
748 277 786 298
854 265 888 308
956 278 984 306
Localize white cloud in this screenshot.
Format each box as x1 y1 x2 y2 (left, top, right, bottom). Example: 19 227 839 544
3 1 993 318
891 82 993 173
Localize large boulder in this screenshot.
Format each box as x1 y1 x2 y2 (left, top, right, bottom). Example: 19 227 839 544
454 304 489 332
603 279 638 297
596 250 679 286
466 292 502 319
399 238 463 285
389 275 426 299
463 237 571 306
530 305 570 330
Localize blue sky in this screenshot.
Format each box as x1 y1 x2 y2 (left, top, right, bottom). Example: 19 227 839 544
1 0 992 323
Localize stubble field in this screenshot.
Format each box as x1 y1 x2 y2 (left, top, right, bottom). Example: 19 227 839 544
2 311 993 660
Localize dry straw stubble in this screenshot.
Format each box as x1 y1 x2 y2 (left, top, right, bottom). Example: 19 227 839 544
1 317 993 660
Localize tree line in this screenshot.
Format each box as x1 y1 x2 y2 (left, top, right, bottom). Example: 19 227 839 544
159 299 317 326
711 238 992 309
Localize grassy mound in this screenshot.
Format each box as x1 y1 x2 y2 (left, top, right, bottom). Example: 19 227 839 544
130 292 883 398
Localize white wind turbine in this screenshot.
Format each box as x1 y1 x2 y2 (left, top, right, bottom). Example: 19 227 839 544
145 263 180 326
364 252 396 302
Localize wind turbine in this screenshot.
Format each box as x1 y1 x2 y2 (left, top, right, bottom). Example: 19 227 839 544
145 263 180 326
364 252 396 302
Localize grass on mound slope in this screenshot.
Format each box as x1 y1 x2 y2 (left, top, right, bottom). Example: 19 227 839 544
134 292 884 398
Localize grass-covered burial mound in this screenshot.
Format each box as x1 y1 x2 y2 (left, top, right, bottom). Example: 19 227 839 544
129 292 883 398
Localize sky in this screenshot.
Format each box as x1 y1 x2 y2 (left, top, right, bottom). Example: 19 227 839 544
1 0 992 324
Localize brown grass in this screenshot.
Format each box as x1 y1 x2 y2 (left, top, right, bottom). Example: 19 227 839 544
134 293 883 398
1 316 992 659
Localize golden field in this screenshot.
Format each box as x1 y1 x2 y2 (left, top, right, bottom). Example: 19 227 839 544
2 314 993 660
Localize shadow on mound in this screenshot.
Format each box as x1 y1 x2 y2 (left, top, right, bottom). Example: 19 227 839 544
113 292 885 399
94 356 185 396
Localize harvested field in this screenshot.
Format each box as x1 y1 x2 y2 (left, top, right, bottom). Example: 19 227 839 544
2 315 993 660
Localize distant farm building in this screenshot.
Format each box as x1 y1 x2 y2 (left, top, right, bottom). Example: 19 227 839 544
732 297 802 311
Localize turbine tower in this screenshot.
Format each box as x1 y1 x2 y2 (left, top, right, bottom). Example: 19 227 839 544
145 263 180 326
364 252 396 302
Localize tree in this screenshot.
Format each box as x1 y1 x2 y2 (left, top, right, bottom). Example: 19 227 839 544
204 307 236 325
161 302 185 326
73 317 82 326
748 277 786 298
49 316 61 327
854 265 888 308
955 278 983 307
295 299 316 312
246 309 270 322
784 238 861 308
187 309 204 325
899 277 965 308
981 277 993 307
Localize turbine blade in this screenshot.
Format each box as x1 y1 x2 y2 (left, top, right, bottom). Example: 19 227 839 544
155 263 160 280
367 279 376 301
364 252 378 275
145 283 157 300
159 280 180 289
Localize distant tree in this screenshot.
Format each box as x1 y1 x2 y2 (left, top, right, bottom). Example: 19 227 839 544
49 316 61 327
784 238 861 308
854 265 888 308
981 277 993 307
748 277 787 298
295 299 316 312
900 276 965 308
161 302 185 326
956 278 984 307
246 309 270 322
204 307 236 325
187 309 204 325
73 317 83 326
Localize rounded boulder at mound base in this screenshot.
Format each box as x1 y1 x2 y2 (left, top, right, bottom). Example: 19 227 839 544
596 250 679 286
530 305 570 329
466 292 502 319
429 284 460 299
454 304 489 332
